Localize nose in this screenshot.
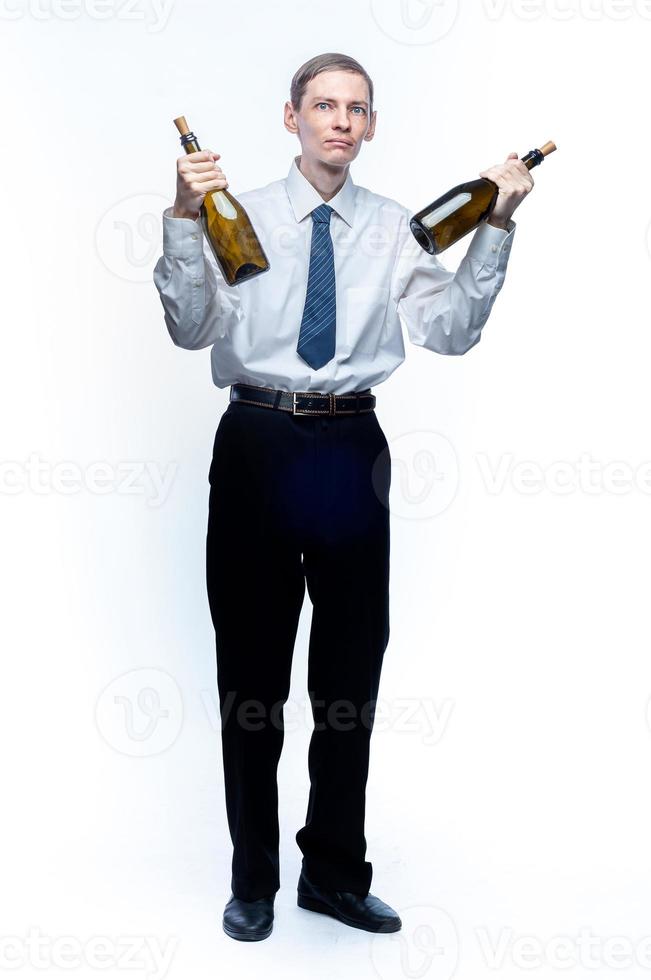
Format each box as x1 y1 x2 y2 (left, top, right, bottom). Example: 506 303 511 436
332 107 351 132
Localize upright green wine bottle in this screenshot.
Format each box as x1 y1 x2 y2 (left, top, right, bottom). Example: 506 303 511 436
410 140 557 255
173 115 270 286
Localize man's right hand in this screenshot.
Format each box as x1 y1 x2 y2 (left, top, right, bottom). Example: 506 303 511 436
172 149 229 219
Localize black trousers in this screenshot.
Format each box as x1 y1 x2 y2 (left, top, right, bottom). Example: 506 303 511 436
205 396 391 901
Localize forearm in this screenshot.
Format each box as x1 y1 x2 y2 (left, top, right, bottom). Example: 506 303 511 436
398 217 516 355
152 208 240 350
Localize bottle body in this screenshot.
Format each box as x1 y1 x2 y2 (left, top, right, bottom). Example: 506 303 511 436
410 146 552 255
178 128 270 286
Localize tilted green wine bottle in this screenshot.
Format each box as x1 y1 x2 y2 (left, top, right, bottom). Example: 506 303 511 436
410 140 557 255
173 115 270 285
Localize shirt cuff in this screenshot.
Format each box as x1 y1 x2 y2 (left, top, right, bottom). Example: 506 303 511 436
465 217 516 270
161 206 204 259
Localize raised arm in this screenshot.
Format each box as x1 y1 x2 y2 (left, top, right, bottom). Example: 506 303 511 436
393 214 515 355
152 148 242 350
394 151 533 354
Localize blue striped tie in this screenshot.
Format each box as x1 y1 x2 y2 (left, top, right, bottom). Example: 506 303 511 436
296 203 336 370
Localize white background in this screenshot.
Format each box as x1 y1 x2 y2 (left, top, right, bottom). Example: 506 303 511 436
2 1 650 978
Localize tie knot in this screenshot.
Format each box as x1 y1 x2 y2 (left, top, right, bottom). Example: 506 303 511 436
311 204 333 225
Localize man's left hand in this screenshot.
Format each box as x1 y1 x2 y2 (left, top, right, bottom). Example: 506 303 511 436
479 152 534 230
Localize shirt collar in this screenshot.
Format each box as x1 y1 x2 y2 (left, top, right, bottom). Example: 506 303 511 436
285 155 356 228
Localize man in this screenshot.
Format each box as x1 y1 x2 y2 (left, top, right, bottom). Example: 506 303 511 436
153 52 533 942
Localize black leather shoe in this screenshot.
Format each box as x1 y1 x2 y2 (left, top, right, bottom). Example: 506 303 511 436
222 892 275 941
297 870 401 933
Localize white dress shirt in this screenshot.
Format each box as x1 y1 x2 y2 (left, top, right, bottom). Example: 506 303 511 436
153 155 516 394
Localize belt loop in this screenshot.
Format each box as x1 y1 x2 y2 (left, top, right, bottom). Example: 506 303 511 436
355 393 360 414
273 390 282 409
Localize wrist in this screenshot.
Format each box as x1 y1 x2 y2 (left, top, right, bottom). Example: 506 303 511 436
172 205 200 220
487 216 509 230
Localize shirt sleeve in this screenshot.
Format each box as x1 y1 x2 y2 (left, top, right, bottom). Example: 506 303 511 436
152 207 242 350
392 213 516 355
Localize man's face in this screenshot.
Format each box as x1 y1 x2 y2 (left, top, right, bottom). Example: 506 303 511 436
285 69 376 166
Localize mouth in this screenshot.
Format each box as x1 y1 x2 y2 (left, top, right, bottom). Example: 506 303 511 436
326 139 353 147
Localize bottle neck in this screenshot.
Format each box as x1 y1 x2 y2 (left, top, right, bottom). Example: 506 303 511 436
180 131 201 154
521 148 544 171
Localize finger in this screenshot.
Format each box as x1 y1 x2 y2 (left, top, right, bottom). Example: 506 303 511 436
189 169 227 184
487 173 518 194
180 160 224 174
502 180 530 196
190 177 229 193
479 167 505 183
497 169 530 189
481 166 531 192
497 159 526 177
183 149 220 162
506 160 533 183
479 163 512 179
507 169 534 190
480 152 521 178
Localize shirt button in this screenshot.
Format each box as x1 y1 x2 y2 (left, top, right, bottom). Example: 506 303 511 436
491 244 498 253
193 278 203 287
190 233 198 240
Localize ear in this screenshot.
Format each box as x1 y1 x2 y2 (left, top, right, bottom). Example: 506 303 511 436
364 109 377 141
284 100 299 135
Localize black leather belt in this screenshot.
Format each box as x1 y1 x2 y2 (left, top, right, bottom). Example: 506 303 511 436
229 383 376 416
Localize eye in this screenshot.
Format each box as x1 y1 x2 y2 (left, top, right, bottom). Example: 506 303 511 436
315 102 366 114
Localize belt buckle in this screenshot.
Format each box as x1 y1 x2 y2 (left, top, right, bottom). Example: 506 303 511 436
292 391 335 416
